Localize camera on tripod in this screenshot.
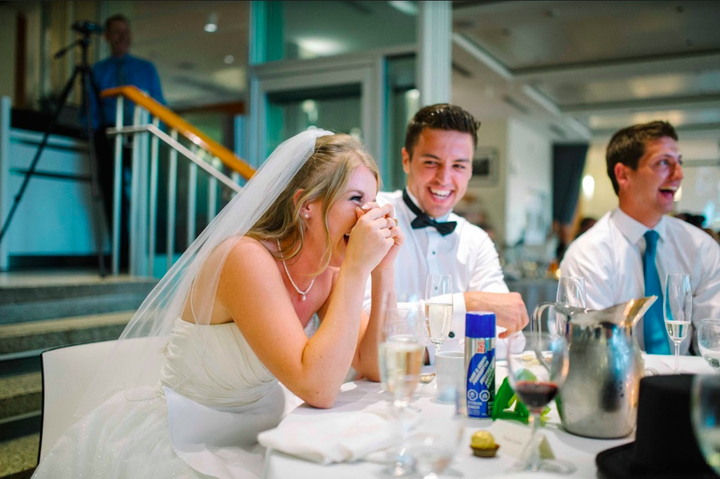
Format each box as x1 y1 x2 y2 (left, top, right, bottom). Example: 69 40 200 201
72 20 104 35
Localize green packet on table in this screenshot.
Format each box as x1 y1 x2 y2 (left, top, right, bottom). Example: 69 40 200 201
491 376 550 425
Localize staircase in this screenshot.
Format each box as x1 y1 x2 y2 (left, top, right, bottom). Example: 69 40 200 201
0 274 157 478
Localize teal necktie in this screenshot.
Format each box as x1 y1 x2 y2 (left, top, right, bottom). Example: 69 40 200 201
643 230 670 354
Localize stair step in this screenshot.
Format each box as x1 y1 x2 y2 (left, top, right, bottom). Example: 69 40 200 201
0 276 157 305
0 311 134 356
0 292 150 326
0 373 41 421
0 433 39 478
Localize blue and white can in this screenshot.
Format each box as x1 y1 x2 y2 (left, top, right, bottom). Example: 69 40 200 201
465 311 496 418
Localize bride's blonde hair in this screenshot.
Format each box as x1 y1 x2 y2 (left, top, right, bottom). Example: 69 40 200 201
247 133 379 272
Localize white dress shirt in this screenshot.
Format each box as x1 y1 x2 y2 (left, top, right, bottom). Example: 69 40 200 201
364 190 519 359
560 208 720 354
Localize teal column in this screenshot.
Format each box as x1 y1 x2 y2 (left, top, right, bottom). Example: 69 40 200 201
249 1 284 65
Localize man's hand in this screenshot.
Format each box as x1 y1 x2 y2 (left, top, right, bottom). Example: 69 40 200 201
463 291 528 338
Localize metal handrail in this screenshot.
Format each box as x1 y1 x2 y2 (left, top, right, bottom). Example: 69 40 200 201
106 124 242 193
101 86 255 180
104 96 243 277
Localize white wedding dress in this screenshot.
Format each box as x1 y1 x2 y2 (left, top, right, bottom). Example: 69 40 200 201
33 317 306 479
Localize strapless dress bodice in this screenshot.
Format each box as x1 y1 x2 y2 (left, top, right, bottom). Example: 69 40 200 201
160 318 279 411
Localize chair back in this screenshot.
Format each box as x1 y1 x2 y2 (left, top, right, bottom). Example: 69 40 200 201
39 337 166 461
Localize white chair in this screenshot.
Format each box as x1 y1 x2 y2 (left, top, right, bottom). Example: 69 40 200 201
39 337 167 461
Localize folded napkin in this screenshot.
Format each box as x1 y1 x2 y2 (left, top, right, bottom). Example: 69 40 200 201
257 405 397 465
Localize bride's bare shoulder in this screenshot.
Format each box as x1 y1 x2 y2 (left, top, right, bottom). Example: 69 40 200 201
215 236 277 276
215 236 273 259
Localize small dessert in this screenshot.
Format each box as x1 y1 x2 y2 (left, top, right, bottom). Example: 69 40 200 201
470 430 500 458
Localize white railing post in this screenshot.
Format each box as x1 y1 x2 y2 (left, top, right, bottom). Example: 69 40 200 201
129 105 141 276
187 146 198 247
148 117 159 277
111 96 123 275
208 157 219 222
166 129 178 272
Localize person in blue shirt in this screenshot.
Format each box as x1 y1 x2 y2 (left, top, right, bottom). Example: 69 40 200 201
91 14 165 270
90 14 165 128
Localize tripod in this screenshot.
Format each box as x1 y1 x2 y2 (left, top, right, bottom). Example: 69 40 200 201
0 28 108 276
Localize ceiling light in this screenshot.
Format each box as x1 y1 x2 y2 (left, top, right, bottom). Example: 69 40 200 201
297 38 344 57
388 1 418 16
204 13 218 33
224 55 235 64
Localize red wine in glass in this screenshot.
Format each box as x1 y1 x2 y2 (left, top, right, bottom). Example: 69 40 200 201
515 381 559 411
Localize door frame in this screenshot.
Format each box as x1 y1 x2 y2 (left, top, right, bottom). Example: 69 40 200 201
248 46 415 182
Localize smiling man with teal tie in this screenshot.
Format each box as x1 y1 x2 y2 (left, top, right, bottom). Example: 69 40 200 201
561 121 720 354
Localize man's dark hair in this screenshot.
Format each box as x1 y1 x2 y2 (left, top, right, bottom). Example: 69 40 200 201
404 103 481 159
105 13 130 31
606 121 678 195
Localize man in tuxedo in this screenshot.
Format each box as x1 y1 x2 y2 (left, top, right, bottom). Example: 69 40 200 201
364 103 528 359
561 121 720 354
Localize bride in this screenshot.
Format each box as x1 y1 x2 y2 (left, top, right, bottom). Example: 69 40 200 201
32 130 402 479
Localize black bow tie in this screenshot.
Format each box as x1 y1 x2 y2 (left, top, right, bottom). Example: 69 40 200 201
402 189 457 236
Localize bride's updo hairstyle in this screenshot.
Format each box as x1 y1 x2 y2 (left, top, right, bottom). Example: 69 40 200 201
248 133 379 272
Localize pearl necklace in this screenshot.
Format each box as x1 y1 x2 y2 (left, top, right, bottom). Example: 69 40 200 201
276 240 315 301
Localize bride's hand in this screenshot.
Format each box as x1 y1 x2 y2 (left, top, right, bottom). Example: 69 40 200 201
355 203 403 273
364 205 402 273
345 203 395 274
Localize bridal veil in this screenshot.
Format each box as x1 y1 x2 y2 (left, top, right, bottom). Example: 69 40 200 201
76 128 333 418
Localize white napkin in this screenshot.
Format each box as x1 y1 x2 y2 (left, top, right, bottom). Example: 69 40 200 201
257 405 396 465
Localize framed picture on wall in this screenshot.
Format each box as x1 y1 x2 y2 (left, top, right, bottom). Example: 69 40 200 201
471 146 499 186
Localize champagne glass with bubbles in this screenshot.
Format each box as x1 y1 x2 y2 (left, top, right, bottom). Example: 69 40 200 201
425 274 453 355
664 274 692 374
379 306 424 477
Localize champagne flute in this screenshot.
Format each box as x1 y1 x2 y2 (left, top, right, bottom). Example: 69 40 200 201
697 318 720 372
664 274 692 374
378 307 424 477
425 274 453 355
507 332 572 474
691 375 720 475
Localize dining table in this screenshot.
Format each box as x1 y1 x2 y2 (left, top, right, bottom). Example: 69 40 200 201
263 354 715 479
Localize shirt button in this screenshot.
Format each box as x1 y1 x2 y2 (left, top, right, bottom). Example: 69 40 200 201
449 331 455 338
432 251 436 255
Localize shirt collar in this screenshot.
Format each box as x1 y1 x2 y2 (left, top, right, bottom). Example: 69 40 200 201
612 208 667 244
404 188 452 223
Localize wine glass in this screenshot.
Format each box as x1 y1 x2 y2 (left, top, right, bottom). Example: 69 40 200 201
554 276 586 336
425 274 453 355
664 274 692 374
507 332 571 474
697 318 720 372
378 307 424 477
691 374 720 475
405 387 464 479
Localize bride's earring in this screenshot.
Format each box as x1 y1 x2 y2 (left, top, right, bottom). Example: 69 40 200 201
304 214 309 219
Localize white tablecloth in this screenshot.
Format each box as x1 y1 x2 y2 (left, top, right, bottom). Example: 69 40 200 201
263 355 714 479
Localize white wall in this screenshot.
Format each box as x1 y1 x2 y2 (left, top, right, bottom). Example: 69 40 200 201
464 119 507 245
674 138 720 229
504 118 552 247
581 141 617 219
